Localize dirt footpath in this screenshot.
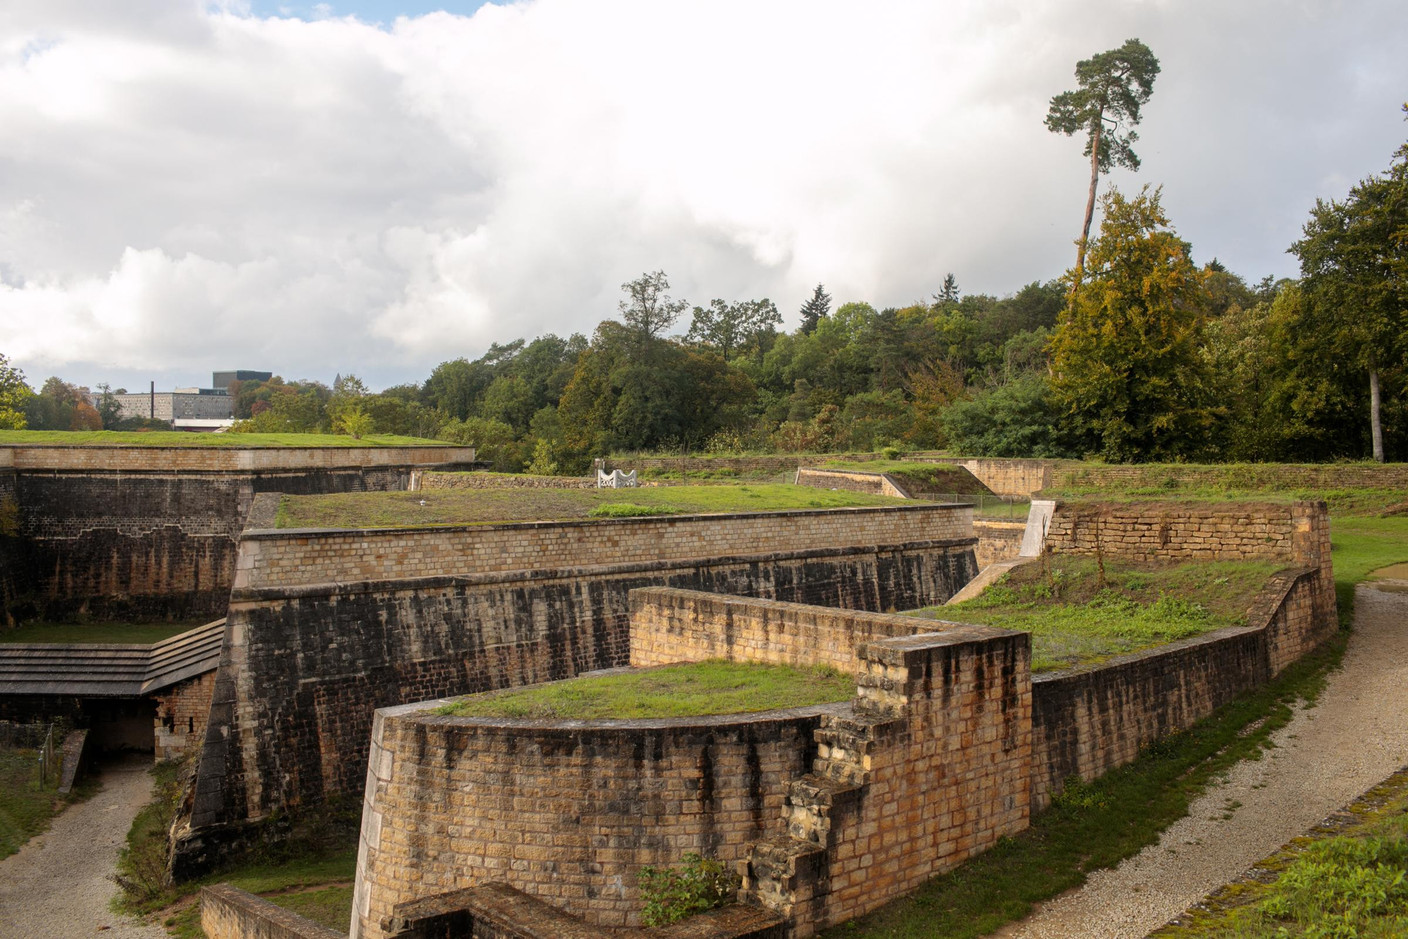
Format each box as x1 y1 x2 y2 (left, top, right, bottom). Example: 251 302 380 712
0 754 167 939
995 581 1408 939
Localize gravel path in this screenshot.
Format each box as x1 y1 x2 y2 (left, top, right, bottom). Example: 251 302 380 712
994 580 1408 939
0 754 168 939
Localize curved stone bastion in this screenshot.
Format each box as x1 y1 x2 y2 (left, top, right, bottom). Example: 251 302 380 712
351 697 850 936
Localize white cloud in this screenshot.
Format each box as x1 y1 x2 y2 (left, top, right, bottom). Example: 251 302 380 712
1 0 1406 389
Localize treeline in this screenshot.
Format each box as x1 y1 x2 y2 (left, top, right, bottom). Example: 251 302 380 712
0 128 1401 466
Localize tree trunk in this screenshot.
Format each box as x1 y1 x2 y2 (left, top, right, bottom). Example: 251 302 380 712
1075 119 1104 280
1370 366 1384 462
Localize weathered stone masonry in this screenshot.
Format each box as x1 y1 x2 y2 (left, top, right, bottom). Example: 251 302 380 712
0 445 474 622
182 504 980 863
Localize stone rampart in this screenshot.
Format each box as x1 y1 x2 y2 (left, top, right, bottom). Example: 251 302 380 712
419 471 598 490
629 589 931 674
0 445 474 473
236 504 972 590
973 520 1025 568
352 702 837 934
1 447 471 622
794 468 906 498
1031 567 1330 809
182 510 978 848
155 670 217 762
955 459 1054 498
201 883 346 939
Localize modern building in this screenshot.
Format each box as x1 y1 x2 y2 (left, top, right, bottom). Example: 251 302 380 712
102 370 271 430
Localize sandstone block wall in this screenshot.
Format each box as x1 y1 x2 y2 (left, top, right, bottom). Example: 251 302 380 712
420 471 598 490
187 533 978 837
1030 568 1330 809
236 504 973 591
0 445 475 473
155 670 217 762
794 468 906 498
956 459 1054 498
3 460 452 622
352 704 834 936
973 520 1024 568
201 883 346 939
629 588 935 674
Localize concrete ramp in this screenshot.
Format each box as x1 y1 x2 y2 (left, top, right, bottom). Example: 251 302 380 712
1020 500 1056 557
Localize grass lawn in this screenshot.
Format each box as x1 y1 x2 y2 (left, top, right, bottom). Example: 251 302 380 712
274 483 910 529
438 661 853 720
0 621 204 644
914 558 1278 673
0 430 445 447
1331 516 1408 625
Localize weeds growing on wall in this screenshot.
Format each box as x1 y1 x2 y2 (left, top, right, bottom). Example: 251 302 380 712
638 852 741 927
817 633 1344 939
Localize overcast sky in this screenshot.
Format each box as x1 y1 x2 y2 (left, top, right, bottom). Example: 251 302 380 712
2 0 1405 393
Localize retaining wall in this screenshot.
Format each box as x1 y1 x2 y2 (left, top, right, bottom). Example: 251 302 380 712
1 448 471 622
973 520 1025 568
794 468 907 498
201 884 345 939
352 703 836 934
236 504 972 591
155 670 217 762
181 507 978 854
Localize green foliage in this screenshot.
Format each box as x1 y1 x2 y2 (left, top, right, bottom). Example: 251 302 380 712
438 660 853 721
1045 38 1160 176
638 853 742 927
0 354 31 429
437 415 519 470
0 745 89 859
1051 187 1218 461
587 501 677 518
114 761 185 908
799 283 832 335
335 406 375 439
0 430 441 447
1257 837 1408 936
941 374 1075 458
525 438 558 476
687 297 781 361
619 270 688 340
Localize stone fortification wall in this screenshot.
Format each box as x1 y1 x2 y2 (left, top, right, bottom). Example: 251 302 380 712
0 447 470 623
1046 500 1335 632
629 588 931 673
202 883 345 939
1031 568 1329 809
155 670 217 762
1052 461 1408 493
236 504 972 590
0 470 24 626
794 468 906 498
0 445 474 473
352 703 834 935
973 520 1024 568
956 459 1054 498
183 514 978 848
419 471 598 490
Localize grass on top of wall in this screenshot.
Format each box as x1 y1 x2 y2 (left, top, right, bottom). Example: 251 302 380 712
0 620 205 644
274 483 910 529
437 660 854 720
0 429 445 447
913 558 1280 673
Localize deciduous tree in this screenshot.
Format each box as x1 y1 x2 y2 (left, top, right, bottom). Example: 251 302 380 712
0 354 31 429
1049 186 1215 462
619 271 688 340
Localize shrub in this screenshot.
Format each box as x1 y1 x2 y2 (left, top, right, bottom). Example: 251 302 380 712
638 852 740 927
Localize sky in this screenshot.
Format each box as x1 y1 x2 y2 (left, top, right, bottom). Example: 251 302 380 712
1 0 1406 394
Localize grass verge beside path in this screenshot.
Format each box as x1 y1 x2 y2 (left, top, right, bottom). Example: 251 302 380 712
437 661 853 720
818 635 1344 939
115 762 360 937
1331 517 1408 627
0 430 443 447
0 747 97 860
275 484 909 529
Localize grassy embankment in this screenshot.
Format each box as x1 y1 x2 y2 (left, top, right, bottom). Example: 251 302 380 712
0 430 444 447
274 483 909 529
0 621 204 644
913 557 1279 673
115 763 358 937
437 660 854 720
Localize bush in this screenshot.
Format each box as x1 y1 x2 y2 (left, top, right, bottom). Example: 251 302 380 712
638 852 740 927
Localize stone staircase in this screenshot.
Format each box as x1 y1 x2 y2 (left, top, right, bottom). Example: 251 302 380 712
741 653 909 926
